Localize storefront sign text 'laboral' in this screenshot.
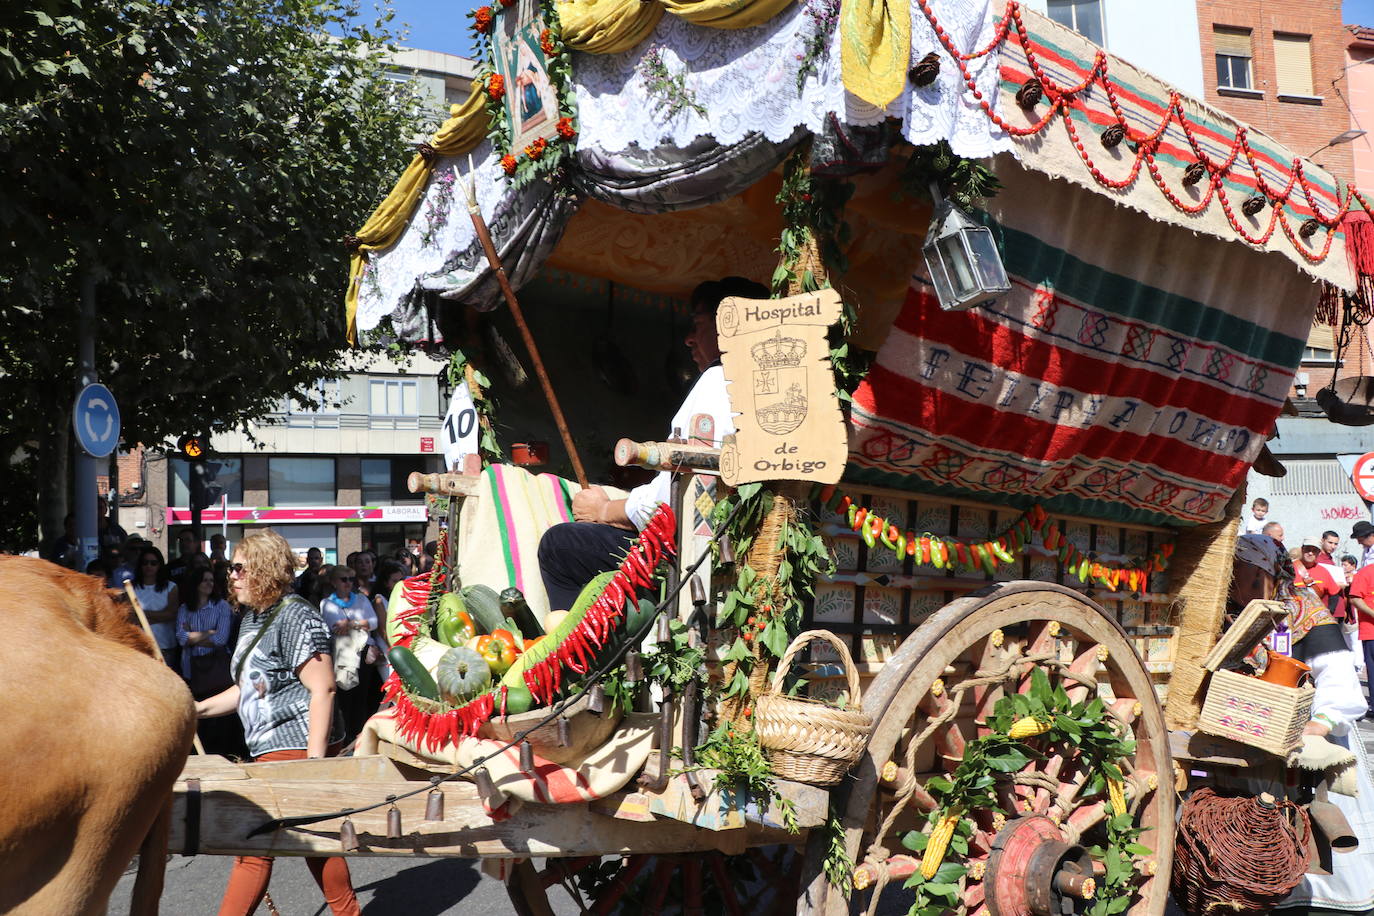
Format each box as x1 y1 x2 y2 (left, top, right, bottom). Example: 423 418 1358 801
717 289 846 486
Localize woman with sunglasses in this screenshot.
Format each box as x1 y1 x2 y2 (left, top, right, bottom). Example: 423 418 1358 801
321 565 381 742
194 530 357 916
133 546 180 670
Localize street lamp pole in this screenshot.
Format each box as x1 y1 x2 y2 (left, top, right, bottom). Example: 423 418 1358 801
75 271 99 569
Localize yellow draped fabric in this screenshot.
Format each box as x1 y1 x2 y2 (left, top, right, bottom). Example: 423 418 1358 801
658 0 795 30
345 85 489 342
840 0 910 108
557 0 664 54
345 0 811 340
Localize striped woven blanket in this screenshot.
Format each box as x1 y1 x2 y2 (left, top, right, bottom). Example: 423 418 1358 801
458 464 627 625
848 163 1318 527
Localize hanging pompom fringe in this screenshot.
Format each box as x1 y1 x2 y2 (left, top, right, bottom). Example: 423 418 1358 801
1318 212 1374 325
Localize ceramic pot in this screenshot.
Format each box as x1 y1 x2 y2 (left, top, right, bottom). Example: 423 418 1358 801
1258 652 1310 688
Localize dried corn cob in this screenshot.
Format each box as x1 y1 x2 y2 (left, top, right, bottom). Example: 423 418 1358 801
1108 777 1126 814
920 807 963 879
1008 716 1051 739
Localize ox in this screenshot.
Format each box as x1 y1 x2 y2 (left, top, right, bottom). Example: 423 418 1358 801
0 555 195 915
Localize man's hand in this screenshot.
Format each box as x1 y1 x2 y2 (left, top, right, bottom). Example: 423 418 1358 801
572 486 610 523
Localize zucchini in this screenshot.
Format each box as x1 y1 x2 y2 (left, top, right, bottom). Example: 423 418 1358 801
500 587 545 639
462 584 505 635
501 571 618 689
502 683 534 715
388 645 440 700
590 597 657 671
383 579 413 646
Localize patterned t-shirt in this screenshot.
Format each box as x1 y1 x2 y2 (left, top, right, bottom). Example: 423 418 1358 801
233 595 344 758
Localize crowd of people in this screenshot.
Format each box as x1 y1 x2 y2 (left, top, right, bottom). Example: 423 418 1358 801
1242 498 1374 722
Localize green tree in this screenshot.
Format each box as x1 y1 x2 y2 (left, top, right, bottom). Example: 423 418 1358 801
0 0 426 551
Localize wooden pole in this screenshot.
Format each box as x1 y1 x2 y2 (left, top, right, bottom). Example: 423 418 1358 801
125 582 206 755
463 157 588 487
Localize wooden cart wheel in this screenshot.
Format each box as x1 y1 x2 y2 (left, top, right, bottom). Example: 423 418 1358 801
508 847 803 915
798 582 1173 916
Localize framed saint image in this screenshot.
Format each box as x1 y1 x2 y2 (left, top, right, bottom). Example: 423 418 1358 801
492 0 560 151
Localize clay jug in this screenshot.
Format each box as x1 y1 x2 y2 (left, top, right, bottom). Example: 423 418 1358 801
1258 653 1310 688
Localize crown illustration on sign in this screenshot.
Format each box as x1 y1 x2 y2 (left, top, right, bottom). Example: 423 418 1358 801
751 330 806 368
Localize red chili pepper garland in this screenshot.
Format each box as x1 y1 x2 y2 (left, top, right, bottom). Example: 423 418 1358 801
913 0 1367 266
382 504 676 750
819 486 1172 593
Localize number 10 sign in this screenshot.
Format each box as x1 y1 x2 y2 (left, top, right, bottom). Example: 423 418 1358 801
442 381 479 472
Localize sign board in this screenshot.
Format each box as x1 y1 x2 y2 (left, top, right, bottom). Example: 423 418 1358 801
73 383 121 458
1353 452 1374 502
716 289 847 486
420 437 435 453
165 505 429 525
442 381 480 471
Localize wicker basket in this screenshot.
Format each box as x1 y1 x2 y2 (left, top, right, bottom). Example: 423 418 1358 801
755 630 874 786
1197 667 1313 757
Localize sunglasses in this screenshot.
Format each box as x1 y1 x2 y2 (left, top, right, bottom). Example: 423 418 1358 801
230 563 250 576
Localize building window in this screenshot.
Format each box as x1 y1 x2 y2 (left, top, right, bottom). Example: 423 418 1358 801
370 379 418 417
268 457 335 506
1047 0 1103 46
361 457 424 505
1214 27 1253 91
1273 33 1314 97
169 457 244 508
278 379 340 415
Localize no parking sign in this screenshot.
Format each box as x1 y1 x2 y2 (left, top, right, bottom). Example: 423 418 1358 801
1352 452 1374 501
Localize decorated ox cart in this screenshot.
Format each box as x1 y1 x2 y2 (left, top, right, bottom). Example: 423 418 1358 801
172 1 1374 914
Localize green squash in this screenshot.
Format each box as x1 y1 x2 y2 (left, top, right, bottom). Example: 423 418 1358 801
434 647 491 704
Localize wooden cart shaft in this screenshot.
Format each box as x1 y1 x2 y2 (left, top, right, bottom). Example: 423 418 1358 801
170 752 827 859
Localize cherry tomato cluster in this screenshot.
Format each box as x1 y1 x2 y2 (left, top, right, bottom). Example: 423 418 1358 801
814 485 1174 594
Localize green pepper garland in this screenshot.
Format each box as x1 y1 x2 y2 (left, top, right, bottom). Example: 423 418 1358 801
812 485 1174 594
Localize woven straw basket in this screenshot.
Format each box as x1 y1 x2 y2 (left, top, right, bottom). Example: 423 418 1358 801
755 630 874 786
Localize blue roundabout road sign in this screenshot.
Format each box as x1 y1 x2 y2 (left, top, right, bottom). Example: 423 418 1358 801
73 383 121 458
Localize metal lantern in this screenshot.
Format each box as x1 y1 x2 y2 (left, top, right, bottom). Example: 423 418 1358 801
922 185 1011 311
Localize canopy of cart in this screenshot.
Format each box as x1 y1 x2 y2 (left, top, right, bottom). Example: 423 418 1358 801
346 0 1371 527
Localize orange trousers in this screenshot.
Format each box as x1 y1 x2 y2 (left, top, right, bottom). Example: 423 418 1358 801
216 747 360 916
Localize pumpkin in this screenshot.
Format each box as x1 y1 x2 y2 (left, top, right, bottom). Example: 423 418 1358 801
434 646 492 705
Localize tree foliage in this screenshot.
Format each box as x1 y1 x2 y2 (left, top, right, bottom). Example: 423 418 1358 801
0 0 426 549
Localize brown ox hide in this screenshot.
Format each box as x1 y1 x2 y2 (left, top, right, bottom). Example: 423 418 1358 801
0 556 195 915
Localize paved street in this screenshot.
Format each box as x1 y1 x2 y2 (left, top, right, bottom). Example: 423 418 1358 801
111 855 582 916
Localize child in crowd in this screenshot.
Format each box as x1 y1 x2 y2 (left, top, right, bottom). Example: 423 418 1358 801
1242 497 1270 535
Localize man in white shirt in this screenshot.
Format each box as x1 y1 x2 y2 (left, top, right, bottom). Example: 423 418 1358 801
537 277 767 611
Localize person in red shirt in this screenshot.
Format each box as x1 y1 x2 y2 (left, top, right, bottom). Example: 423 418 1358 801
1297 543 1341 611
1345 561 1374 719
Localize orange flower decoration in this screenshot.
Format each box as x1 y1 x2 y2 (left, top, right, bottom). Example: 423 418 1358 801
524 137 548 160
556 117 576 139
473 6 493 32
540 28 556 56
487 73 505 99
500 154 519 175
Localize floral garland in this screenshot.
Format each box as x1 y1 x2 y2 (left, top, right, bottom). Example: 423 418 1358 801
420 167 457 248
447 349 504 465
795 0 840 92
638 44 707 122
470 0 578 187
816 486 1174 594
382 505 676 750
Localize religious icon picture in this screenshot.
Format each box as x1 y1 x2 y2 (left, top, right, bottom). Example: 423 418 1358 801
492 0 560 152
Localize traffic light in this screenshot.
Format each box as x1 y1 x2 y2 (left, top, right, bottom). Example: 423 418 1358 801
176 434 208 461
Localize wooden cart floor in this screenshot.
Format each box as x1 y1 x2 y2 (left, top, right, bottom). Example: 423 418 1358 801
171 751 830 859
